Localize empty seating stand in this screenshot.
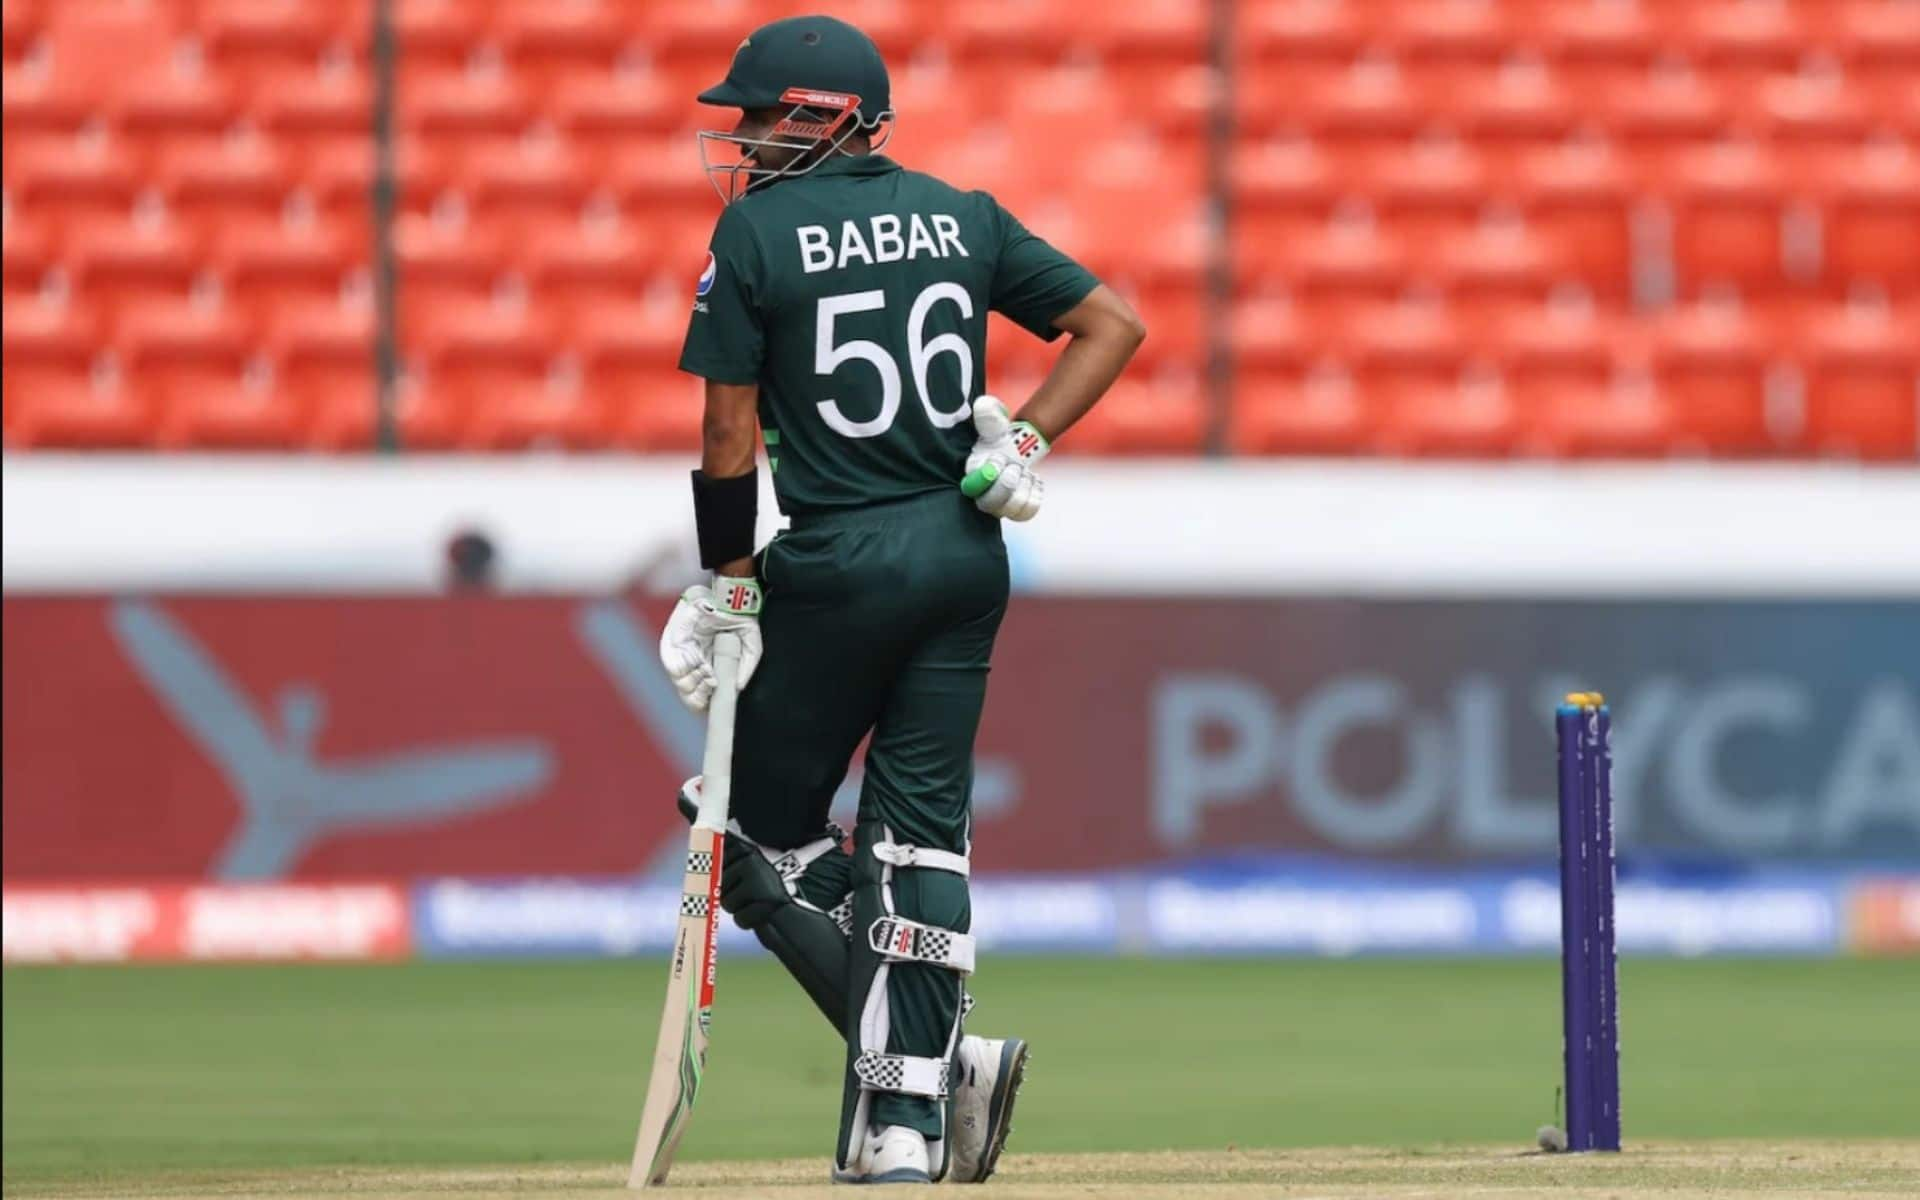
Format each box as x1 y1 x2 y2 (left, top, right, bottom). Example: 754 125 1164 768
1 0 1914 459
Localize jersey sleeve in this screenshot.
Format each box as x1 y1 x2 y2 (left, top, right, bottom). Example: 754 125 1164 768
987 198 1102 342
678 205 767 385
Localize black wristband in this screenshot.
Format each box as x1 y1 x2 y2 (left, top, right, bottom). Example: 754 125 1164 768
691 468 757 569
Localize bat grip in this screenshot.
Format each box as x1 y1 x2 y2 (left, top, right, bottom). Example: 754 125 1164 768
961 462 1000 499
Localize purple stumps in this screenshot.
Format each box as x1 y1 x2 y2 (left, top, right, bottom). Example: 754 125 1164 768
1556 692 1621 1152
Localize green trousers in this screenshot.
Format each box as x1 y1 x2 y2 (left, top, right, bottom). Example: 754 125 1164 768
730 488 1009 1143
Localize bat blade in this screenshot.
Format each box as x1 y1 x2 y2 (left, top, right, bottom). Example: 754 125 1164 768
627 827 726 1188
629 632 742 1189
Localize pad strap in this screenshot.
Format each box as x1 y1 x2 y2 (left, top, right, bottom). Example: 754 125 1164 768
764 826 848 884
872 841 970 876
869 915 976 973
854 1050 950 1099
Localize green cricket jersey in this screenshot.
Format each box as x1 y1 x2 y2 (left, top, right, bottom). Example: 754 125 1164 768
678 154 1099 515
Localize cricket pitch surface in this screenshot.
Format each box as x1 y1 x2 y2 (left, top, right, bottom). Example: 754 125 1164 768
9 1142 1919 1199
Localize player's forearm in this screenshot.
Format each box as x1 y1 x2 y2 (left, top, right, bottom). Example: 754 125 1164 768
1015 286 1146 441
1017 328 1142 440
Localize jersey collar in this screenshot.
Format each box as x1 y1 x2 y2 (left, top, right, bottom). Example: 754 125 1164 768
805 153 903 180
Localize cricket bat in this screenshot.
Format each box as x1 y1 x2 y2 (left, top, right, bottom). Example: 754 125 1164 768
628 631 743 1189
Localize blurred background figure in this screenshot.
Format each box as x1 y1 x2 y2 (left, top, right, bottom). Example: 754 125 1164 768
444 526 497 591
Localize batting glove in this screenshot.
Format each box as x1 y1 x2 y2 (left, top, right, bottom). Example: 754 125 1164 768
961 395 1049 522
658 575 763 713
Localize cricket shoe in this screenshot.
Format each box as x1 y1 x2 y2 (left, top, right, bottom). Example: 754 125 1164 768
946 1035 1029 1183
833 1125 932 1185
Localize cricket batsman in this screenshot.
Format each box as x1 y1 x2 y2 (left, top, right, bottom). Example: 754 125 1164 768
656 14 1145 1185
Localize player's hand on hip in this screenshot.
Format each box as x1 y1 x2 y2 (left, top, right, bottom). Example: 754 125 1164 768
658 576 763 713
960 395 1049 522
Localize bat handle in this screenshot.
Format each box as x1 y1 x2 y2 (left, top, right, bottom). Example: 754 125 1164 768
961 462 1000 499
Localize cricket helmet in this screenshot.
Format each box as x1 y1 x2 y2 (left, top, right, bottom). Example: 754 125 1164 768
695 14 895 203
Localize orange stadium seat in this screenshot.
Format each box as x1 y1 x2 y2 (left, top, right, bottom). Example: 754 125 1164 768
1233 132 1341 204
1377 369 1521 458
1340 302 1510 455
9 136 140 226
574 294 684 372
1296 60 1431 143
2 60 94 134
1679 1 1813 72
392 211 504 316
374 372 465 451
944 0 1077 62
1520 379 1678 459
1089 0 1209 61
1798 304 1920 460
1255 216 1410 318
26 5 177 116
1495 304 1621 396
115 62 237 137
212 213 361 321
1749 74 1877 150
2 214 51 292
256 64 375 149
608 366 705 452
1820 148 1920 293
5 367 155 449
984 312 1055 382
1124 285 1207 374
400 65 530 139
462 135 592 235
1237 0 1366 65
198 0 368 68
1388 0 1512 69
494 0 628 88
305 133 448 221
1228 293 1324 378
118 297 252 370
1230 368 1370 455
553 68 682 142
1523 0 1659 83
156 134 293 228
601 135 729 217
1365 138 1494 245
2 0 35 58
1650 302 1777 455
270 299 372 449
67 211 204 326
1599 66 1731 152
1447 60 1579 152
1514 143 1636 297
460 358 617 452
645 1 781 64
390 0 481 70
2 298 96 435
1057 375 1208 454
118 300 262 449
154 358 307 451
412 298 560 449
521 216 662 323
1665 141 1791 295
1426 220 1567 325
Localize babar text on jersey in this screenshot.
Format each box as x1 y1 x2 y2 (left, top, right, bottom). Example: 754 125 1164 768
797 213 971 275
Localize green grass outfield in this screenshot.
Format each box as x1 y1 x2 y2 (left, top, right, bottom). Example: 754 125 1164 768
4 957 1917 1195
